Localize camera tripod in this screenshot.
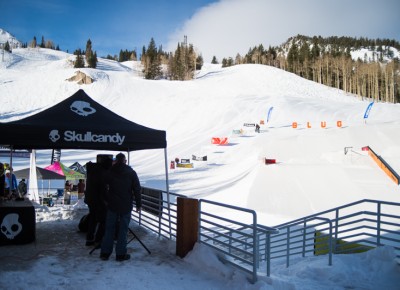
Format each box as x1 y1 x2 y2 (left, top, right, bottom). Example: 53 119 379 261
127 227 151 254
89 226 151 255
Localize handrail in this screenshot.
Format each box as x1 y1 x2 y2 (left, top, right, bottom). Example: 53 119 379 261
130 189 400 283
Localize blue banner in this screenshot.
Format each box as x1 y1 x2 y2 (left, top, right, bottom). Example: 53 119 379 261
363 102 374 119
267 107 274 123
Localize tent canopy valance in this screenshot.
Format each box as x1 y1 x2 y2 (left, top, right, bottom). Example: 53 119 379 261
0 89 167 152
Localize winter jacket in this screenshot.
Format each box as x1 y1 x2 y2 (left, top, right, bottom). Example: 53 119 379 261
18 181 27 195
104 162 141 214
5 173 17 190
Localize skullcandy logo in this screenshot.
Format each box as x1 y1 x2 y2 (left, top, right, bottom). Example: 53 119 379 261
48 130 125 145
49 130 60 142
1 213 22 240
70 100 96 117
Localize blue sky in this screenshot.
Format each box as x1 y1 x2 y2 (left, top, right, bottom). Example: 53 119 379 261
1 0 399 62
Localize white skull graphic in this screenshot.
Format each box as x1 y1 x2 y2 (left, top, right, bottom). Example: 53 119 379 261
70 100 96 117
49 130 60 142
1 213 22 240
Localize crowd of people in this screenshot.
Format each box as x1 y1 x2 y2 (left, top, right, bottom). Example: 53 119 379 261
1 153 142 262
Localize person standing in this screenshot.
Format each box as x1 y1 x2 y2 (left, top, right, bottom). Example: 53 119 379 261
65 180 72 192
77 179 85 199
18 179 27 197
0 163 4 198
100 153 142 262
4 169 18 198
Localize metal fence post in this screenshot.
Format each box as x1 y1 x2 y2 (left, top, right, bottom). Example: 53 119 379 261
377 201 382 246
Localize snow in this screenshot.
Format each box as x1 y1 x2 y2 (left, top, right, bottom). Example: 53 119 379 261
350 46 400 63
0 47 400 289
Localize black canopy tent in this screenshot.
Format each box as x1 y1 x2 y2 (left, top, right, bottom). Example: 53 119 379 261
0 89 166 151
0 89 170 223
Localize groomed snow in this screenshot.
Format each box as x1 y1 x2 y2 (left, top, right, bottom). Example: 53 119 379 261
0 48 399 289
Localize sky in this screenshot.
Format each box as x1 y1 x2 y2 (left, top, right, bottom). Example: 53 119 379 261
0 47 400 289
0 44 400 290
1 0 400 63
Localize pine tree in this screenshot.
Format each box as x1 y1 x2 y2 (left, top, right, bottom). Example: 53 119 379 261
85 39 92 61
211 56 218 64
287 42 299 72
173 43 185 80
30 36 37 48
222 58 228 67
196 54 204 70
74 49 85 68
142 38 162 79
87 51 97 68
82 39 97 68
40 36 45 48
4 41 10 52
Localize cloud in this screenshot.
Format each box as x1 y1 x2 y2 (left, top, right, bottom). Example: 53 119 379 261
166 0 400 63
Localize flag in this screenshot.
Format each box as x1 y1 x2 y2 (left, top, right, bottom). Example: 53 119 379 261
267 107 274 123
27 150 39 203
51 149 61 164
363 102 374 119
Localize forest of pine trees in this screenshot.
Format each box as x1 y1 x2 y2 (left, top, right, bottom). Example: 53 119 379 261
72 39 98 68
102 34 400 103
9 32 399 103
140 36 202 81
222 35 400 103
28 36 58 50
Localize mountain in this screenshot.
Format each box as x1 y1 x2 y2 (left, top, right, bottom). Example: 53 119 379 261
0 47 399 225
0 28 22 49
276 34 400 63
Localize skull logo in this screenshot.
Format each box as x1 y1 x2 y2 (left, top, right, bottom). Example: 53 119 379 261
1 213 22 240
49 130 60 142
70 101 96 117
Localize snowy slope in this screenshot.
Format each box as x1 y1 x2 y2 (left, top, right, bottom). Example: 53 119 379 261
1 47 400 225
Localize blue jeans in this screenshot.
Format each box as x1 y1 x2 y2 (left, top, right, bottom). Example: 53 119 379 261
101 209 131 256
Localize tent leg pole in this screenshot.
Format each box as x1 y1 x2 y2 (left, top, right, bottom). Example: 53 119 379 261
9 146 14 197
164 148 171 239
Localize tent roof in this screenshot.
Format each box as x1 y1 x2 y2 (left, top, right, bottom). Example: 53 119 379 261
69 162 87 176
45 161 85 180
13 166 66 180
0 89 167 151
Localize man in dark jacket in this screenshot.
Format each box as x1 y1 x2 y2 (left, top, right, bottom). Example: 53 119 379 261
100 153 141 261
84 158 112 246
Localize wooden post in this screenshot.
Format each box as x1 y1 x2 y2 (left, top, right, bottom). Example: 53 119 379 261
176 197 199 258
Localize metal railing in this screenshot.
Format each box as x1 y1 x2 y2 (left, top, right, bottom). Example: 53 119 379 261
268 199 400 265
198 199 278 283
131 187 186 240
131 189 400 283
